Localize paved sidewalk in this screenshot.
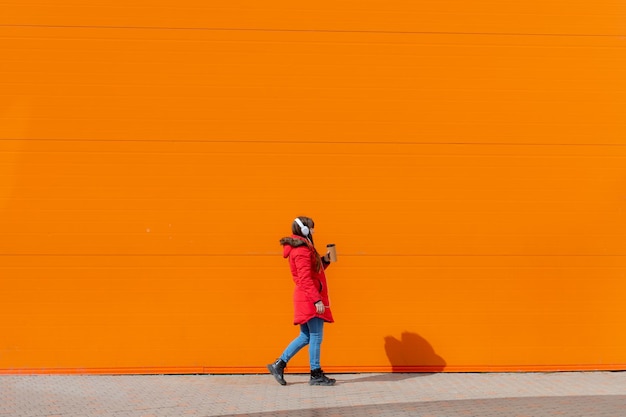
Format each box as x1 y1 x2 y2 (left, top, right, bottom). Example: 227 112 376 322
1 371 625 417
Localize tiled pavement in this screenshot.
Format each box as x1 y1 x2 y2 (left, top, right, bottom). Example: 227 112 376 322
1 371 625 417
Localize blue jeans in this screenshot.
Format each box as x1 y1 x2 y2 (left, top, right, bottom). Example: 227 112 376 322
280 317 324 370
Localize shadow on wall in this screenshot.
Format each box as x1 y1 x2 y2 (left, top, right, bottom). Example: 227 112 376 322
385 331 446 372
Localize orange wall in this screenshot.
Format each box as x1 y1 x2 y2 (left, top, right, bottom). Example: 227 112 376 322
1 1 625 374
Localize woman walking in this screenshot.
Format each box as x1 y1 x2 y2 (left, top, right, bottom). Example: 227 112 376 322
267 216 336 386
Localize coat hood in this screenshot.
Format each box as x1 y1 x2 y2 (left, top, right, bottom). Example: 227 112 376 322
279 235 309 258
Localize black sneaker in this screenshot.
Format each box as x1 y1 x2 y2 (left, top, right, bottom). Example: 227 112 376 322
267 359 287 386
309 368 336 386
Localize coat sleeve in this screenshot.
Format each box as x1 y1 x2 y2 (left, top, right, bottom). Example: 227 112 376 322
322 259 330 270
292 248 322 304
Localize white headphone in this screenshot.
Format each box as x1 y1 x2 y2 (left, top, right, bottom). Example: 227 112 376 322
294 217 310 236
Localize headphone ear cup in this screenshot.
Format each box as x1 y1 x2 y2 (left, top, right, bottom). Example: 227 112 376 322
295 218 309 236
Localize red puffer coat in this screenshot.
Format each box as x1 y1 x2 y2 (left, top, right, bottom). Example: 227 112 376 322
280 235 334 325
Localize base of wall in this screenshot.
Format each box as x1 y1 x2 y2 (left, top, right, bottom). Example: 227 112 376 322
1 364 624 375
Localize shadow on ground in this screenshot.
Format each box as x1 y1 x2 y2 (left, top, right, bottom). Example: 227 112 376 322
219 395 626 417
341 372 436 383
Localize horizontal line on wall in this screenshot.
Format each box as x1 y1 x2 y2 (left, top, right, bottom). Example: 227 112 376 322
3 138 626 147
0 24 622 38
3 254 626 258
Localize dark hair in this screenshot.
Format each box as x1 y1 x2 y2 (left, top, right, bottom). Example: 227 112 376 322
293 216 314 239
